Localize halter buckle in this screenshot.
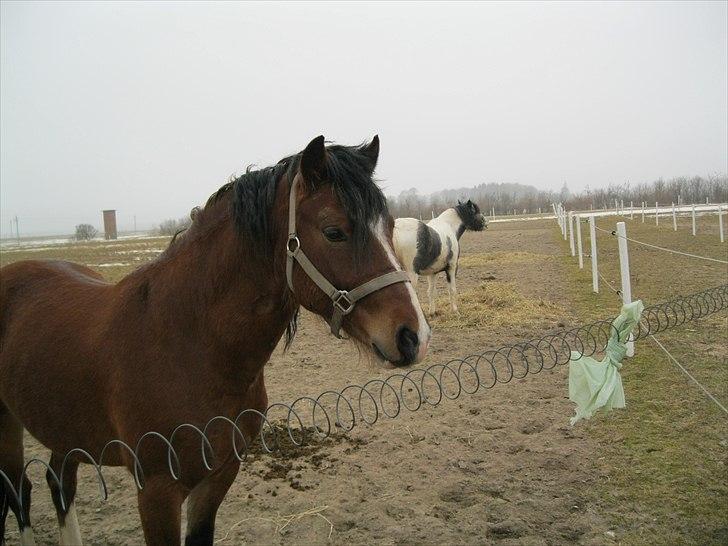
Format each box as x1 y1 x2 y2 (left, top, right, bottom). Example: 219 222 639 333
333 290 354 315
286 235 300 255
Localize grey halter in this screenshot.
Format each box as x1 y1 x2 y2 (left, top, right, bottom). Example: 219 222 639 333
285 175 410 338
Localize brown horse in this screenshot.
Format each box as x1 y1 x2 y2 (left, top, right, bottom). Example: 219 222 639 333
0 136 430 545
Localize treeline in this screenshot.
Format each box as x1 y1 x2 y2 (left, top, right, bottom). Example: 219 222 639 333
387 175 728 218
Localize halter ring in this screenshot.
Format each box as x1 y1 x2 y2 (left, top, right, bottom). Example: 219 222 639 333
287 236 301 255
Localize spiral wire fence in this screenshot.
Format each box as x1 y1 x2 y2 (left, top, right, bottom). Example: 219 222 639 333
2 284 727 526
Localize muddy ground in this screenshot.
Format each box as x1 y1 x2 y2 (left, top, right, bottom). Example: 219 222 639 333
3 216 727 545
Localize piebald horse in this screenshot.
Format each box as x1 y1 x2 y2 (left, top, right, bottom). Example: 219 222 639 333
393 200 487 314
0 136 430 545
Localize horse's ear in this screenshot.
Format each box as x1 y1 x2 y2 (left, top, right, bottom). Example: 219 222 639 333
300 135 326 187
360 135 380 171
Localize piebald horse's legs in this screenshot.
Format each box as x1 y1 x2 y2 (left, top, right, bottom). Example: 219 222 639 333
184 460 239 546
0 410 34 546
427 275 437 315
446 265 459 314
46 454 82 546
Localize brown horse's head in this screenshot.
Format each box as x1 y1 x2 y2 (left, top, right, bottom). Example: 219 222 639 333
284 136 430 366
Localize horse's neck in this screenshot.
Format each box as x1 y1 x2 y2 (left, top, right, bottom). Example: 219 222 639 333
118 200 294 368
432 208 463 234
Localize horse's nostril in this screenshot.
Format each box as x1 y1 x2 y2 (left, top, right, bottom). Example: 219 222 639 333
395 326 419 366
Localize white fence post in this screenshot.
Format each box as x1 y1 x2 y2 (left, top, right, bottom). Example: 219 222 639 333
692 205 696 236
719 206 724 243
576 214 584 269
620 200 624 215
616 221 634 357
672 203 677 231
655 202 659 226
641 202 645 223
630 201 633 219
589 216 599 293
562 206 567 240
568 212 575 256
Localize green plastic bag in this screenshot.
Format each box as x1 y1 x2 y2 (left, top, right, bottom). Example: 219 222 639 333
568 300 644 425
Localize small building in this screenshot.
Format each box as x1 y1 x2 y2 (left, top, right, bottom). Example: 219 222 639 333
102 209 118 240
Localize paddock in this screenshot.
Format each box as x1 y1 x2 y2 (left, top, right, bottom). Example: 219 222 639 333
1 216 726 545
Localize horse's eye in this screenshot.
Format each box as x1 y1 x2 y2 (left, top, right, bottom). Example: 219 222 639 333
323 227 347 242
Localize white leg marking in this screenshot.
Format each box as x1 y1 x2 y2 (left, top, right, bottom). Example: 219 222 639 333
427 275 436 315
448 273 459 313
59 503 83 546
374 219 431 346
20 526 36 546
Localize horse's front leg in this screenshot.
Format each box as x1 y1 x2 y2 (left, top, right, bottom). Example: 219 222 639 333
137 476 186 546
427 275 437 315
184 459 240 546
446 266 459 314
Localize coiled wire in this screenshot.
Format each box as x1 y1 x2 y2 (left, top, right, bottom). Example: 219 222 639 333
2 283 726 526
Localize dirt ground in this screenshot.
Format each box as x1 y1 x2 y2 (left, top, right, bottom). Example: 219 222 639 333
2 215 726 545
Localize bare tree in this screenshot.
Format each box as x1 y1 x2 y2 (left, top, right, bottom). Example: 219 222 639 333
75 224 98 241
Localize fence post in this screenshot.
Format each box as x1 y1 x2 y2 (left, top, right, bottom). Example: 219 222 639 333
589 216 599 293
672 203 677 231
576 214 584 269
562 207 567 240
655 202 659 226
719 206 725 243
692 205 696 236
641 202 645 223
568 212 575 256
616 221 634 357
630 201 633 219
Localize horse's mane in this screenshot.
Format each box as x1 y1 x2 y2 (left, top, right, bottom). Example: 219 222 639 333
174 141 388 348
197 142 387 255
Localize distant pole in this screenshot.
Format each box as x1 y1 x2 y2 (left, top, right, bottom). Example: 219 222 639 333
655 202 659 226
630 201 634 220
672 203 677 231
620 199 624 215
719 206 724 243
616 221 634 357
706 196 709 205
692 205 696 236
589 216 599 293
641 202 645 223
568 212 575 256
576 214 584 269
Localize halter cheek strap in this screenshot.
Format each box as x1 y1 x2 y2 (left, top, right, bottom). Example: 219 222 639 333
285 175 410 338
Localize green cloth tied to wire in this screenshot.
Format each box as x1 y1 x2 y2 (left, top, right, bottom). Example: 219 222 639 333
568 300 644 426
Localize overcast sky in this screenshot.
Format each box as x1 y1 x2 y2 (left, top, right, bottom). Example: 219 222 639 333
1 1 726 236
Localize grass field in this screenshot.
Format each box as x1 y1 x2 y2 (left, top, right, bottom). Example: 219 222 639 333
0 213 726 544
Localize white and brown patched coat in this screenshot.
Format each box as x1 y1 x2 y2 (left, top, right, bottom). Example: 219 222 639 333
393 200 487 314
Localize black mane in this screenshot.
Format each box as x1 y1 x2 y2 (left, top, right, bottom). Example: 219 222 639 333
218 142 387 255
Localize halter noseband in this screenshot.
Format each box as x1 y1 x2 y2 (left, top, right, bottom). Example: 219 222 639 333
285 175 410 338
